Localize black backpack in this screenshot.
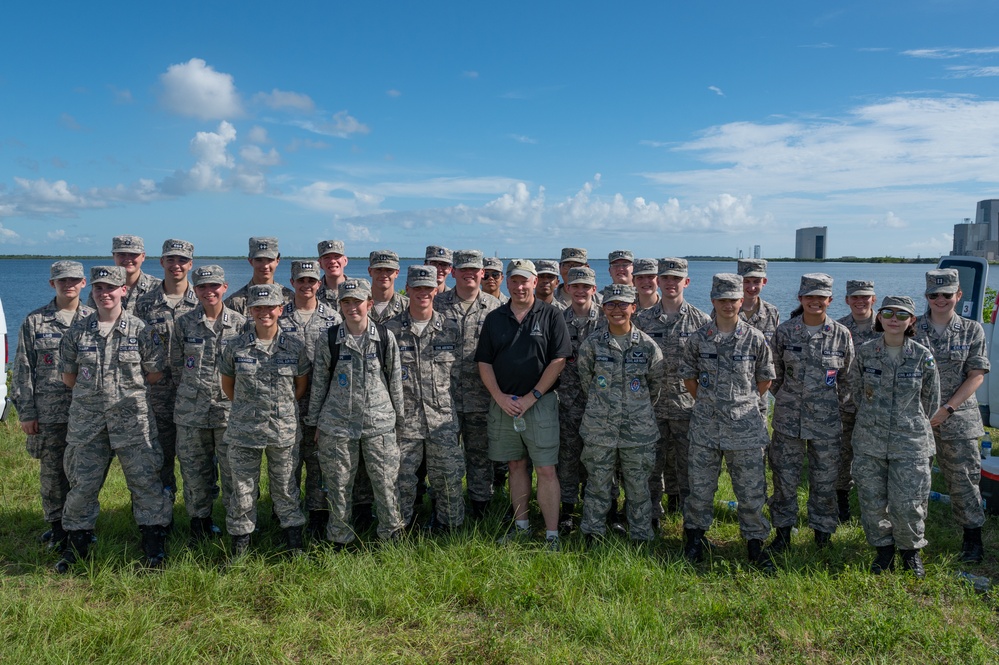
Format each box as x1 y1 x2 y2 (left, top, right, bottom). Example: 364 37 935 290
325 322 391 387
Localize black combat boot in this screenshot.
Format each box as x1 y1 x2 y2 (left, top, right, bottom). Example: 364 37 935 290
836 490 851 523
231 533 251 557
683 528 707 563
666 494 681 514
767 526 793 555
814 529 833 549
140 525 167 568
558 502 576 535
899 549 926 578
747 539 776 574
307 510 329 540
189 516 220 544
469 499 490 520
353 503 375 532
959 527 984 564
284 526 305 554
609 501 628 536
870 544 896 574
40 520 68 551
55 530 93 574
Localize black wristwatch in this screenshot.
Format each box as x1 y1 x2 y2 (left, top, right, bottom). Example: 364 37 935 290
944 404 955 414
532 389 543 400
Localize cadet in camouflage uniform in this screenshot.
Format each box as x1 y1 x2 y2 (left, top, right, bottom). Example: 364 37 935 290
307 278 406 545
835 279 879 522
58 266 171 571
554 248 602 308
608 250 634 286
535 260 566 310
577 284 665 543
135 239 198 496
914 269 990 563
385 266 465 530
224 237 295 314
768 273 855 552
852 296 940 577
12 260 93 549
635 257 711 524
433 250 502 517
556 266 604 532
425 245 453 295
481 257 509 304
172 265 247 542
279 260 342 537
317 239 348 309
86 235 162 313
679 274 775 569
736 259 780 420
368 250 409 324
220 284 311 555
633 258 660 312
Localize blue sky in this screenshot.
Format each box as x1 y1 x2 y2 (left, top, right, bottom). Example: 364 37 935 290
3 1 999 259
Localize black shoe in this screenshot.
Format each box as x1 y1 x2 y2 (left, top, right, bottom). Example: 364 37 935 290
352 504 375 532
651 518 661 533
666 494 681 514
307 510 329 540
140 525 167 568
959 527 984 564
284 527 305 554
40 521 68 551
814 530 832 549
558 502 576 535
468 500 490 520
836 490 851 523
683 528 706 563
55 530 93 574
747 539 776 574
189 517 221 544
231 533 251 557
899 549 926 579
871 545 896 574
609 501 628 536
767 526 793 555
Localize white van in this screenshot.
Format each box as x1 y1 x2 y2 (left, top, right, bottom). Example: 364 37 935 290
0 293 9 421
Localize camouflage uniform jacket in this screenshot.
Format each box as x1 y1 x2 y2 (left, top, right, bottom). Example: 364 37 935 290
278 301 342 419
559 303 605 412
555 285 601 308
739 298 780 342
59 312 164 449
770 314 855 440
171 305 248 429
636 300 711 420
306 320 404 439
223 281 296 315
12 299 94 423
576 327 665 448
370 292 409 324
913 312 990 439
851 336 940 459
316 281 341 310
86 271 161 313
384 310 460 440
219 331 311 448
433 289 501 413
679 321 775 450
135 284 199 395
837 313 879 414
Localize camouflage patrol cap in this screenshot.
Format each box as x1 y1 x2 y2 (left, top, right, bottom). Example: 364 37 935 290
879 295 916 316
453 249 484 270
248 236 279 259
161 238 194 259
291 260 322 281
602 283 637 304
112 235 145 253
425 245 453 264
483 257 504 272
798 273 833 298
50 260 85 280
925 268 960 295
566 266 597 286
658 257 688 277
608 250 634 264
246 284 284 307
633 258 659 276
90 265 126 287
407 265 438 289
368 250 400 270
506 259 537 279
560 247 588 264
535 259 560 276
737 259 768 278
339 277 373 301
710 273 744 300
192 264 226 286
318 239 345 257
846 279 875 296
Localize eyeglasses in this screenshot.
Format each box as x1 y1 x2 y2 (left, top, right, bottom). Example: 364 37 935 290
483 271 502 279
879 309 912 321
603 301 633 310
927 293 955 300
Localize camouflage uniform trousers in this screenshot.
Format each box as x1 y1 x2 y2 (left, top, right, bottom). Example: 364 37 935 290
150 385 178 492
768 430 841 534
226 444 306 536
933 435 986 528
579 443 656 541
683 444 770 541
853 453 931 550
296 424 327 511
836 410 857 491
62 433 172 531
651 418 691 516
26 423 70 523
458 411 493 502
176 425 232 520
557 402 587 504
398 433 465 528
318 430 405 543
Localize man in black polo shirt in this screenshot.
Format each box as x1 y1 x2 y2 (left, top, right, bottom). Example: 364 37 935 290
475 259 572 550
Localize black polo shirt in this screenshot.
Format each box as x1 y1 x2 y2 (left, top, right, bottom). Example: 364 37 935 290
474 298 572 396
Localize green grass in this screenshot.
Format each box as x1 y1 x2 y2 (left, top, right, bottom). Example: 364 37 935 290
0 413 997 664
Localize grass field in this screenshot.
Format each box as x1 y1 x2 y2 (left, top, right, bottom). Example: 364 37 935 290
0 413 997 664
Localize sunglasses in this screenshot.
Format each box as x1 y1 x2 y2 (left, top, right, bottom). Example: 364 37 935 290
927 293 955 300
603 301 633 310
483 271 502 279
879 309 912 321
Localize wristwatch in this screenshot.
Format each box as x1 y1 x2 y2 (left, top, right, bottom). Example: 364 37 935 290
944 404 955 414
532 389 543 400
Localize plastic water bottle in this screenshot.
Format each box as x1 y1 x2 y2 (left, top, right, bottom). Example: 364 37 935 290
511 396 527 433
929 490 951 503
982 434 992 459
718 500 738 512
956 571 992 593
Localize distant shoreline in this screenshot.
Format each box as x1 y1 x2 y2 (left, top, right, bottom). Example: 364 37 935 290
0 255 955 263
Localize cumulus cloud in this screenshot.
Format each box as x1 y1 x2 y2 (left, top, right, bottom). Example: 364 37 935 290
159 58 243 120
346 223 377 242
240 144 281 166
290 110 370 138
247 126 269 144
47 229 66 240
161 121 237 193
0 223 22 242
253 89 315 113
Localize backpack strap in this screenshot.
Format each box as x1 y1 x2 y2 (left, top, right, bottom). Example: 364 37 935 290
325 323 341 388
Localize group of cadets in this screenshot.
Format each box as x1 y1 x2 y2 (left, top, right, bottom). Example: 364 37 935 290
11 234 991 576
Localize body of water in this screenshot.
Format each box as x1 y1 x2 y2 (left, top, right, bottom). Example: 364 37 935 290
1 257 992 353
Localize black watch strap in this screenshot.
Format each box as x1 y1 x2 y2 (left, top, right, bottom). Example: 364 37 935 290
532 389 543 400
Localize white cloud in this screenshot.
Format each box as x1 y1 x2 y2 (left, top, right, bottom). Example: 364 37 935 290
47 229 66 240
509 134 537 144
905 233 953 253
253 89 315 113
240 145 281 166
0 223 22 242
291 110 370 138
708 86 725 97
346 223 377 242
161 121 237 194
159 58 243 120
903 46 999 59
247 126 269 144
639 140 671 148
386 89 402 98
947 66 999 78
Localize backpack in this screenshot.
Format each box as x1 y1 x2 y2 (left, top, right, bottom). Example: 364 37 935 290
325 322 391 388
